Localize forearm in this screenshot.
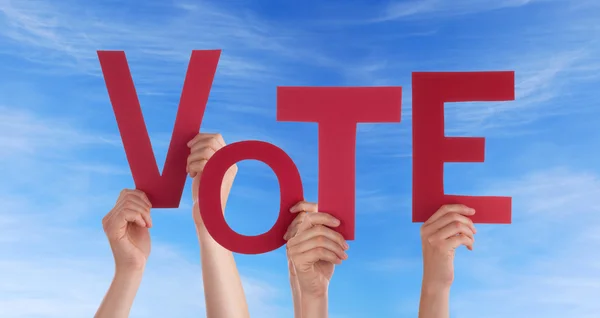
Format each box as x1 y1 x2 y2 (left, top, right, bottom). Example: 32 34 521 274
301 294 328 318
290 276 302 317
418 283 450 318
94 269 144 318
195 203 249 318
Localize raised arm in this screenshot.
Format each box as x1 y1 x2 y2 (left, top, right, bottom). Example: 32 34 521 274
95 189 153 318
187 133 249 318
418 204 477 318
284 201 349 318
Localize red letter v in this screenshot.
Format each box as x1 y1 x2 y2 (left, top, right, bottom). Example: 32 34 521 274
97 50 220 208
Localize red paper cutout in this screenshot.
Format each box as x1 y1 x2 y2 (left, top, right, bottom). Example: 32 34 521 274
97 50 220 208
199 140 304 254
412 71 514 223
277 87 402 240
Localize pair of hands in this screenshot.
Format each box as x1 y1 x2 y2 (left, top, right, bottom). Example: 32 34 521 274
283 203 477 300
102 131 478 308
102 133 237 273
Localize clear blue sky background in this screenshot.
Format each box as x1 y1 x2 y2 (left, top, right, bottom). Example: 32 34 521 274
0 0 599 317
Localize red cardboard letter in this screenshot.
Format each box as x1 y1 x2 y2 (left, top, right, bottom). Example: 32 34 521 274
412 72 514 223
199 141 304 254
98 50 220 207
277 87 402 239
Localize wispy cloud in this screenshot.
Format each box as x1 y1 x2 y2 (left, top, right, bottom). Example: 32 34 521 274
450 167 600 318
0 106 120 158
375 0 540 22
0 107 291 318
0 0 336 82
320 0 548 25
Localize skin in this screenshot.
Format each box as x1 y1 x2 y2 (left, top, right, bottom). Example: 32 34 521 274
187 133 249 318
95 132 248 318
284 201 349 318
95 189 153 318
418 204 477 318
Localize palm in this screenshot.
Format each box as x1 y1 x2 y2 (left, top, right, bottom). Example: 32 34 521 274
315 260 335 280
122 223 151 260
297 260 335 295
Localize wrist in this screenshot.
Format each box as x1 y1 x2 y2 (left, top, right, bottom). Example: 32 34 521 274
301 292 328 318
421 281 451 297
115 265 145 279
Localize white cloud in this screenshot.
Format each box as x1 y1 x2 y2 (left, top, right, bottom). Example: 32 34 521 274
0 106 291 318
450 167 600 318
0 0 336 84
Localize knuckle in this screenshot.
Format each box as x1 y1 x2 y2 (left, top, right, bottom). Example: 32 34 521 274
316 225 327 235
427 236 436 245
316 235 326 245
304 213 313 222
315 247 326 256
209 137 221 149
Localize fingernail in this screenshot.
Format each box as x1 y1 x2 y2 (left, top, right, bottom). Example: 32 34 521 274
342 252 348 259
289 206 297 213
332 218 340 226
470 208 476 213
343 242 349 249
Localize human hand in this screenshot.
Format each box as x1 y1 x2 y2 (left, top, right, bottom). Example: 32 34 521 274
285 201 349 299
187 133 238 229
420 204 476 290
102 189 153 273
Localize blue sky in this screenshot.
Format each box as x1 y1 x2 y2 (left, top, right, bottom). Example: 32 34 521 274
0 0 599 317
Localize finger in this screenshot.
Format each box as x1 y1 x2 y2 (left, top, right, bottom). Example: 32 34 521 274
104 190 142 229
423 212 476 236
288 224 348 250
287 236 348 260
122 192 151 210
190 137 222 153
124 189 152 207
294 247 342 266
430 221 474 243
188 160 208 178
424 204 475 225
284 212 306 240
188 147 216 167
117 198 151 228
301 212 341 231
213 133 227 148
121 208 147 228
290 201 318 213
284 207 328 240
186 133 210 148
187 133 224 148
446 233 474 250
